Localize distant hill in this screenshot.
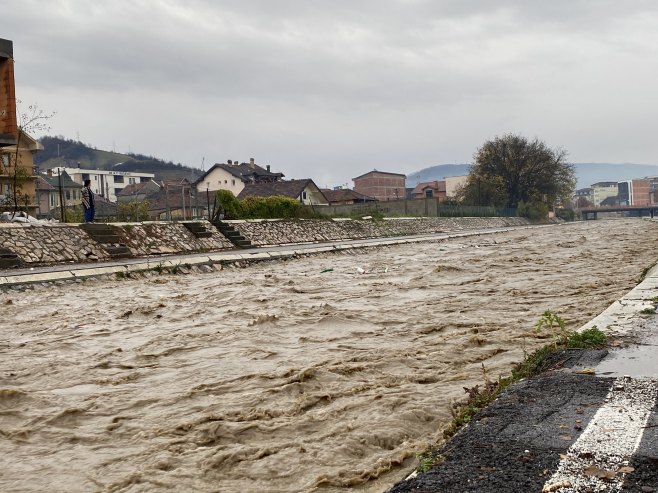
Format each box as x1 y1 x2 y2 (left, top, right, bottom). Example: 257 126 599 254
405 164 471 187
33 136 202 182
406 163 658 189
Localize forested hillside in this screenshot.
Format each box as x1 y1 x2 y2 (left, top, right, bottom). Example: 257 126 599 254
34 136 202 181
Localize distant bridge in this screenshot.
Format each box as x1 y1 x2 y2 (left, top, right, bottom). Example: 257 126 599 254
581 205 658 220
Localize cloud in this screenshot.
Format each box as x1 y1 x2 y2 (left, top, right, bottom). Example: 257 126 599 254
6 0 658 185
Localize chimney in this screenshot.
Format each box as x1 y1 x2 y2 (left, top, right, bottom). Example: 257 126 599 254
47 168 53 177
228 159 232 165
266 165 270 172
250 157 255 169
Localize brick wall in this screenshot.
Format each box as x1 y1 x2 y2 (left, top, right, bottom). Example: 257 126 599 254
354 172 406 201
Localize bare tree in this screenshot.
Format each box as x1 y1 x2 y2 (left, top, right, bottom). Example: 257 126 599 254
2 101 55 217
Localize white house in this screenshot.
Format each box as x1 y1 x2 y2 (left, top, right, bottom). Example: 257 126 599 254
193 158 284 196
52 167 155 203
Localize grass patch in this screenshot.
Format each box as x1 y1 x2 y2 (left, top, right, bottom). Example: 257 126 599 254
566 327 607 348
640 307 656 315
638 260 658 283
416 451 443 473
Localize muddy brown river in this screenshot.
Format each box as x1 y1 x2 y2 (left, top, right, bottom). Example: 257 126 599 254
1 219 657 493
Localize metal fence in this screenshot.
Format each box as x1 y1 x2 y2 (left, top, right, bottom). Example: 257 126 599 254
312 198 516 218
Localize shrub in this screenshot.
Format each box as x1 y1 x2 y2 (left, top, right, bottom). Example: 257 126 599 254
517 200 549 221
214 190 241 220
555 208 575 221
64 205 84 223
117 201 150 222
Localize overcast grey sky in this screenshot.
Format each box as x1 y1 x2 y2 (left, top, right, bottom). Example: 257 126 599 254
6 0 658 187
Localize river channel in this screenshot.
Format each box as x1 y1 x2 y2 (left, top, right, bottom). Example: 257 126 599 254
1 219 657 492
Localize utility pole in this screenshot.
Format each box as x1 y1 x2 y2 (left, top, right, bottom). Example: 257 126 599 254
206 187 210 220
181 185 186 220
165 182 171 221
57 168 65 223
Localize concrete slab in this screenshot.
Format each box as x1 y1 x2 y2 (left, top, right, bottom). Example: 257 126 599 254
4 271 76 283
125 262 154 272
266 249 298 259
207 253 243 262
71 266 124 277
239 252 272 260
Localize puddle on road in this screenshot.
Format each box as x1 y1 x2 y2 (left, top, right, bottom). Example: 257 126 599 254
596 333 658 378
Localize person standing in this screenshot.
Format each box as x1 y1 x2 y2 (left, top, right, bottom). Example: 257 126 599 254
81 179 95 223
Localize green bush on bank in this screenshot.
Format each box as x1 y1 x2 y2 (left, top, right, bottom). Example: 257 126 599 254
517 200 549 221
555 208 575 222
214 191 322 220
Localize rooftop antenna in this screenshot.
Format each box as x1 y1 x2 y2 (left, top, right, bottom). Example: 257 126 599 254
201 156 205 171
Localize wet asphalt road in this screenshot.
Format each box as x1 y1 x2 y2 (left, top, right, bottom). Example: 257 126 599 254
386 349 658 493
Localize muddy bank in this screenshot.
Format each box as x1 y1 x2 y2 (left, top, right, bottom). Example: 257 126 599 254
1 219 657 492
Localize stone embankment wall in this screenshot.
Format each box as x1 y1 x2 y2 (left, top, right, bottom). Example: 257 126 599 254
113 222 232 256
0 223 110 264
0 221 232 266
0 217 531 267
228 217 531 246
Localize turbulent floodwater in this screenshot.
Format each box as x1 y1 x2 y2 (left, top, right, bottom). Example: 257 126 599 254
2 219 658 493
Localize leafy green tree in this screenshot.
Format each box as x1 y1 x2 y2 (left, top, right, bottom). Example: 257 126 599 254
213 189 241 220
459 134 575 212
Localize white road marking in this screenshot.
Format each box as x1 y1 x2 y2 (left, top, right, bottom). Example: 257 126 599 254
543 377 657 492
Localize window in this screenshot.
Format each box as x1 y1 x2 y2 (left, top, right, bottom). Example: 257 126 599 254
114 175 124 183
231 179 235 186
65 191 71 200
425 190 433 198
224 180 227 184
50 194 55 207
129 177 136 184
94 176 98 181
115 188 122 195
302 191 307 200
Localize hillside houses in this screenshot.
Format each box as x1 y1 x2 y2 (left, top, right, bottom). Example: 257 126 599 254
117 178 205 220
193 158 284 196
238 179 329 205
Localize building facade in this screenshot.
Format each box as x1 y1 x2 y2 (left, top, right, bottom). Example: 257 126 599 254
352 170 406 201
35 170 81 218
618 179 652 206
193 158 284 196
0 38 17 149
590 182 619 206
411 180 447 199
52 167 155 203
444 175 469 198
1 131 42 216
